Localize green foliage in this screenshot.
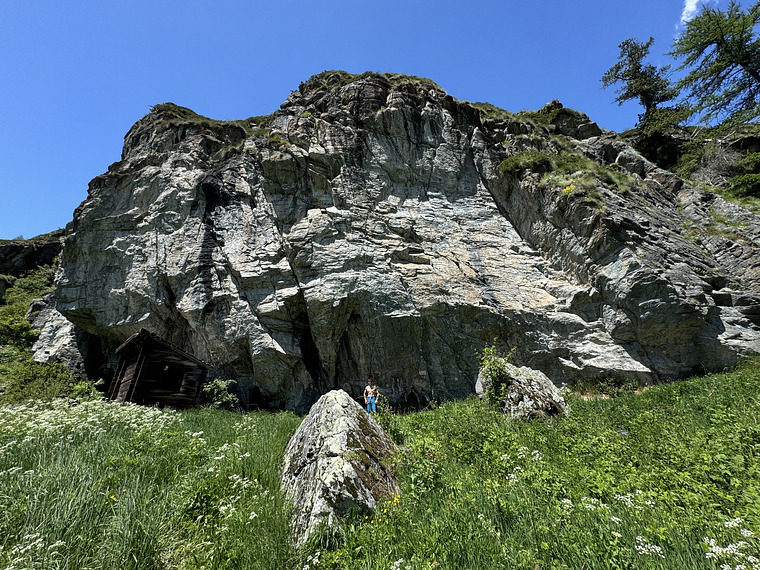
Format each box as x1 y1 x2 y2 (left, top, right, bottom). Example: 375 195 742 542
0 304 39 349
0 263 86 403
0 266 55 352
731 172 760 197
571 374 641 398
729 151 760 197
0 400 300 569
470 101 514 121
499 145 639 211
498 150 553 177
141 102 261 141
601 37 680 117
0 356 78 404
201 378 241 411
514 101 579 127
674 139 760 209
670 0 760 126
313 358 760 569
3 360 760 568
600 36 688 167
633 108 693 169
1 264 55 307
479 345 514 410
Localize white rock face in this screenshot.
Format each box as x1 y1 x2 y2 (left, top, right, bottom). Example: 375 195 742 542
280 390 398 546
47 72 760 409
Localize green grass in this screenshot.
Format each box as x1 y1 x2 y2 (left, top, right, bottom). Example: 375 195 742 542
321 359 760 569
0 401 300 570
498 147 639 212
713 186 760 214
469 101 516 122
1 360 759 568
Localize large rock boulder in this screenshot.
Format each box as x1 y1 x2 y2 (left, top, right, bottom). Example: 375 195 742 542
280 389 399 547
476 361 569 419
44 71 760 410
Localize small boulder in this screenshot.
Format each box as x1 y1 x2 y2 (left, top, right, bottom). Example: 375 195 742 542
476 362 568 419
280 390 399 547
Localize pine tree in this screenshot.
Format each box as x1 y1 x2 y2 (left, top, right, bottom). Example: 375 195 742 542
601 37 680 124
671 0 760 126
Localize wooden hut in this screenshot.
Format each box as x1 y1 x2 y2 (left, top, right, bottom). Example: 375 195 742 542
107 328 209 409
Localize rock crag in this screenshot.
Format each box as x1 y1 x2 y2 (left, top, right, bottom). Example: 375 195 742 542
280 389 398 546
0 230 63 279
42 71 760 409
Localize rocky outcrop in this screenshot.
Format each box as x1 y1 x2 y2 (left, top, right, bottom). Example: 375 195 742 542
280 390 398 546
476 362 569 419
28 293 101 381
42 71 760 410
0 230 63 278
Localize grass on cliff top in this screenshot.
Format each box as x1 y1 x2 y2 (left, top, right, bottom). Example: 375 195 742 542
0 229 64 246
137 102 272 138
1 358 759 569
299 70 446 96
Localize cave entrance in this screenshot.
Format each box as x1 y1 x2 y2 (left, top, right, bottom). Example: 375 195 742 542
247 386 266 411
396 389 429 413
107 328 209 409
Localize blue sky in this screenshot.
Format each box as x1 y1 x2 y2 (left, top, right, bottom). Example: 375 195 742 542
0 0 729 239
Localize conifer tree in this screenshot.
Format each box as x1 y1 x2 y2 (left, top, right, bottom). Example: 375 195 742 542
602 37 684 167
671 0 760 126
601 37 680 122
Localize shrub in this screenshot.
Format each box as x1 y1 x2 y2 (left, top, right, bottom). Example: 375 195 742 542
479 345 515 410
201 378 241 410
571 374 641 398
498 151 553 177
0 304 39 349
730 173 760 197
0 358 78 404
729 152 760 197
1 264 55 306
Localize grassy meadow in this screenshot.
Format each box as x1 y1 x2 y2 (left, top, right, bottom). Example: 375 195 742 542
0 359 759 569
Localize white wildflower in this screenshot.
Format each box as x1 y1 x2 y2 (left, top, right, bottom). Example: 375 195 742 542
635 535 665 558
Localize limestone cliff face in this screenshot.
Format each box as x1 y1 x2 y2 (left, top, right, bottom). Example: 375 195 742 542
50 71 760 410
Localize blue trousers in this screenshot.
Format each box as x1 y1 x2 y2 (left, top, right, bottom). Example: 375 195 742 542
366 396 376 413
